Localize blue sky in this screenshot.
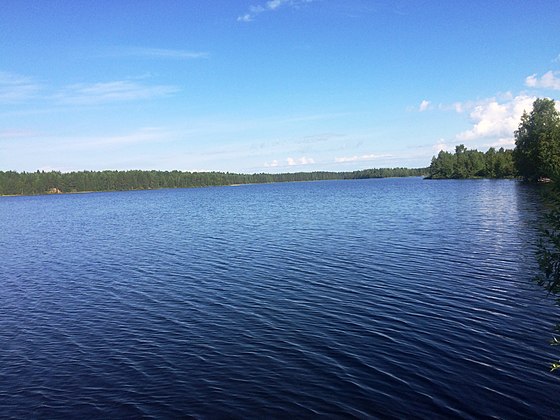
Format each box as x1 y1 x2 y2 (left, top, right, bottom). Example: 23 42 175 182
1 0 560 173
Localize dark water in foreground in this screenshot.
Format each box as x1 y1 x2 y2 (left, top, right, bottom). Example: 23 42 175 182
1 178 559 418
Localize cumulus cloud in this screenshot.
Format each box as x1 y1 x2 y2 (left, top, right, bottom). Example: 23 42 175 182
56 80 179 104
0 71 41 102
525 71 560 90
334 153 391 163
238 0 313 22
419 99 431 112
455 94 536 142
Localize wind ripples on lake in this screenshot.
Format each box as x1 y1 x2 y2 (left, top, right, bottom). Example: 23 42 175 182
1 178 559 418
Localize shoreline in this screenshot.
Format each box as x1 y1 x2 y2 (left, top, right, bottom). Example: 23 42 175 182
0 176 428 198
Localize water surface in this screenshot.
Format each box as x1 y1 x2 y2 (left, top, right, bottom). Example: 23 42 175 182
1 178 559 418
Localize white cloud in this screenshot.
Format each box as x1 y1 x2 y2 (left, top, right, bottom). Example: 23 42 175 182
334 153 391 163
287 156 315 165
483 138 516 149
525 71 560 90
419 99 431 112
55 80 179 104
455 94 536 142
238 0 313 22
263 156 315 168
0 72 41 102
432 139 452 153
452 102 464 113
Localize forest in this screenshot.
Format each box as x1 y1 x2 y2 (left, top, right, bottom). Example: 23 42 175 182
427 145 515 179
0 167 426 196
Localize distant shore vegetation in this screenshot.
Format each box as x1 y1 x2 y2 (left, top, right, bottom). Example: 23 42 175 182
0 167 427 196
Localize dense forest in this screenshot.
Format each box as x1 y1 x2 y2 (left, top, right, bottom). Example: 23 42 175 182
427 145 515 179
0 167 426 196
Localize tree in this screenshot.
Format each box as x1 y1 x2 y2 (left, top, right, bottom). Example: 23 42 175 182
485 148 497 178
494 148 514 178
513 98 560 181
427 145 515 179
535 184 560 372
538 123 560 178
0 167 428 196
429 150 455 178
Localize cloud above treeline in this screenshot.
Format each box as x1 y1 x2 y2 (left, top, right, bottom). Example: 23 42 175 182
432 93 539 153
452 68 560 147
428 65 560 153
455 94 535 144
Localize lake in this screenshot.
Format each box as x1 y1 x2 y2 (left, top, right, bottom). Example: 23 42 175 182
1 177 559 418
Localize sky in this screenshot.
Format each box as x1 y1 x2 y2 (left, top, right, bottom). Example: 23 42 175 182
1 0 560 173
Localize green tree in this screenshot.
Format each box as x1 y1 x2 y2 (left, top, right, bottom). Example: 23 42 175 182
427 145 515 179
537 123 560 179
513 98 560 181
454 144 468 178
428 150 455 178
0 167 428 196
485 148 497 178
494 148 514 178
535 184 560 372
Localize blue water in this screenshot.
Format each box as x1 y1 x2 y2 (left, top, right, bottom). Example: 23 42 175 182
1 178 559 418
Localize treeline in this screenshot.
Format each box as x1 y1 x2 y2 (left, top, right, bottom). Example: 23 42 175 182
0 167 426 196
427 145 515 179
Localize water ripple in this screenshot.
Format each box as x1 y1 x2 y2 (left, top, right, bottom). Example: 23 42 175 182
0 179 559 417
